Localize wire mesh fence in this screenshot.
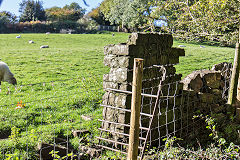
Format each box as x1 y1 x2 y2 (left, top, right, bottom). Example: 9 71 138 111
141 62 233 159
0 62 233 159
98 61 233 159
0 75 105 159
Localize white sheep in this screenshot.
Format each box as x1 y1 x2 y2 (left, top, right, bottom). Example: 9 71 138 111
40 45 49 49
29 40 34 44
178 45 186 47
0 61 17 86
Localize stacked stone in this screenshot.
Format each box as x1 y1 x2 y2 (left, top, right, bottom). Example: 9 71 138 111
181 62 232 114
101 33 185 145
179 62 232 138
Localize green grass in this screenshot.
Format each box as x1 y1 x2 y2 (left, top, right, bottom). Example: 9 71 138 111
0 33 235 158
0 32 130 159
173 41 234 77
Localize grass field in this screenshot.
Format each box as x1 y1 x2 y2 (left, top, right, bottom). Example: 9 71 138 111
0 32 235 158
175 41 234 77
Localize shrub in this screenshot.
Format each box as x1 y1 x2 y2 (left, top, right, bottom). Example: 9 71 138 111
145 115 240 159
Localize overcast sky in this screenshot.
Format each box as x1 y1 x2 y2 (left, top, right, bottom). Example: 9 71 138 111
0 0 104 16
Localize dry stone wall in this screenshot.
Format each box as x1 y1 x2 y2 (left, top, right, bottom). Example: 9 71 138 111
178 62 233 142
181 62 232 115
101 33 233 148
102 33 185 144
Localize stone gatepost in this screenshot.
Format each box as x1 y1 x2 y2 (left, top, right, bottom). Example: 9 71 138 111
101 33 185 146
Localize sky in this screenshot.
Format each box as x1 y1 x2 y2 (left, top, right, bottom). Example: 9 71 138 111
0 0 104 16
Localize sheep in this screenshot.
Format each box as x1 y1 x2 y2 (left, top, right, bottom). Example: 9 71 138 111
0 61 17 86
178 45 186 47
29 40 34 44
40 45 49 49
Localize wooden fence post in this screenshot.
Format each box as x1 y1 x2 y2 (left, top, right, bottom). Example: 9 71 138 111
236 28 240 122
127 58 144 160
228 43 240 123
228 43 240 105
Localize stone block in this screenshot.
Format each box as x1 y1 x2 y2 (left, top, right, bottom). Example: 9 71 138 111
149 43 159 55
117 56 133 68
162 34 174 48
102 92 110 105
129 45 145 57
168 96 184 107
169 57 179 64
211 89 222 95
200 70 222 89
108 92 115 105
104 43 146 57
105 108 115 120
144 54 177 66
114 94 131 108
104 44 129 55
103 81 118 89
118 113 126 125
142 66 176 81
211 104 225 113
127 33 173 49
160 82 183 96
104 54 118 67
38 143 70 160
170 48 185 57
211 62 232 71
79 146 102 158
200 93 214 103
107 67 133 83
159 55 169 65
127 33 150 45
103 74 109 81
119 83 132 91
181 71 203 92
103 55 133 69
162 74 182 84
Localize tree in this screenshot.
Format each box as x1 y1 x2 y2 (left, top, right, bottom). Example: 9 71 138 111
100 0 161 32
99 0 114 19
87 7 110 25
0 11 17 33
155 0 240 45
19 0 46 22
63 2 82 11
0 11 17 23
0 0 89 7
45 2 85 22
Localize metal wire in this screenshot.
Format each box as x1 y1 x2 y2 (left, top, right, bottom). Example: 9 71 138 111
98 62 233 160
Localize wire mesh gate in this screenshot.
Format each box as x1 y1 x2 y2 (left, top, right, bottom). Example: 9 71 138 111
97 63 179 159
97 62 233 159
